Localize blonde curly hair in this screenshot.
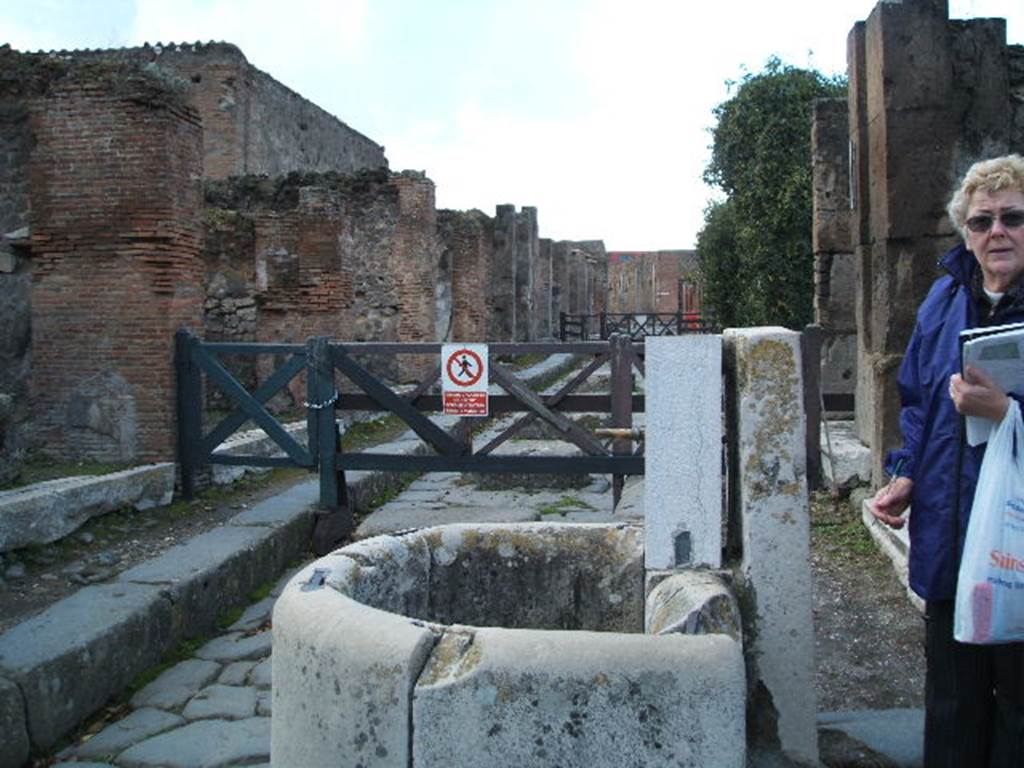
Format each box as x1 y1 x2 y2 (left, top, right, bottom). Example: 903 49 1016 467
948 154 1024 239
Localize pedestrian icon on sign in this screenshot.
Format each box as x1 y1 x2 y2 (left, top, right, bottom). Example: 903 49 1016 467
445 347 484 388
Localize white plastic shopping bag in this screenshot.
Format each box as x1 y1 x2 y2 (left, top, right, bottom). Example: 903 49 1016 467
955 399 1024 643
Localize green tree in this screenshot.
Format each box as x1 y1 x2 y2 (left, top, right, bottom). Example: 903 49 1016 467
698 58 845 329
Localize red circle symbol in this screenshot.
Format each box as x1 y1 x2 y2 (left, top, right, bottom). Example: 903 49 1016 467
446 348 484 387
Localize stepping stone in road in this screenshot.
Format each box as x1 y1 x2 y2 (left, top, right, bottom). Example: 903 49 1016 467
182 684 257 722
130 659 222 711
116 717 270 768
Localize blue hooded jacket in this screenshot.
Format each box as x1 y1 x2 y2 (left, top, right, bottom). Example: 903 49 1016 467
886 243 1024 601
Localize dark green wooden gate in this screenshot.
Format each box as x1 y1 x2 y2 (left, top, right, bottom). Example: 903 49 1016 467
175 330 644 552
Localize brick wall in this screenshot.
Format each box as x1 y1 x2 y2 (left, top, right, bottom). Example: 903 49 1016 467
27 62 204 461
606 250 696 315
52 43 388 179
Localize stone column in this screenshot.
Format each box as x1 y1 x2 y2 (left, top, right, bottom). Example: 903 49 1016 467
723 327 817 766
812 98 856 408
490 204 517 341
513 206 537 341
535 238 553 339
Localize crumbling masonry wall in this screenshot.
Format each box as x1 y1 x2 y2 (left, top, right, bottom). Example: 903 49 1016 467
203 170 443 390
839 0 1024 482
0 41 607 464
59 43 387 179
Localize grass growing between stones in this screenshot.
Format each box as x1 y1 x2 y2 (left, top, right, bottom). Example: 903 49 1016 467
341 413 408 452
0 452 130 491
810 491 882 563
538 495 597 516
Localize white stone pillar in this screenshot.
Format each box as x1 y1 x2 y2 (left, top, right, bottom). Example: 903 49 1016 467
644 335 722 570
724 327 818 766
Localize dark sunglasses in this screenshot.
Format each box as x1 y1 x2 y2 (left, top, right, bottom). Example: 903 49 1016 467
965 210 1024 233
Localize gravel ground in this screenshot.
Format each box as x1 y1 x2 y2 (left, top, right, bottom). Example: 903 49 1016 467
811 489 925 712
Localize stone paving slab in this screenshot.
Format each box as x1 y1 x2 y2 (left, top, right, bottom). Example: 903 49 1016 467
130 660 221 711
62 708 185 762
249 656 271 689
194 630 273 663
181 684 257 722
226 596 274 632
116 716 270 768
355 503 542 539
216 661 254 686
819 709 923 767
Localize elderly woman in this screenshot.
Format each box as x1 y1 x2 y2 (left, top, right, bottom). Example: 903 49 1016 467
873 154 1024 766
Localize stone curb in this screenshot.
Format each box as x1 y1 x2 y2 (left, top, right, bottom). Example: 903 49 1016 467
0 351 584 765
860 499 923 613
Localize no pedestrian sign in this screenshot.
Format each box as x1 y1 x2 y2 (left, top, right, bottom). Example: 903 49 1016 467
442 343 488 416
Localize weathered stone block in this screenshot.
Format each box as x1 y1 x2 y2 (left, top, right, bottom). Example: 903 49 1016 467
816 251 857 330
821 420 872 491
723 327 817 766
645 570 741 640
821 331 857 398
865 0 952 116
0 463 175 552
645 335 722 569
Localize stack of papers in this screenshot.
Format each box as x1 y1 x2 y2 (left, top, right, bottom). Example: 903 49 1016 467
960 321 1024 445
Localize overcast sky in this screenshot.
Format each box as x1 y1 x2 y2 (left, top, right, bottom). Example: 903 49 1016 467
2 0 1022 250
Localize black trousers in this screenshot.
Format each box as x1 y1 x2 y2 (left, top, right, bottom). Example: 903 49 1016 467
925 600 1024 767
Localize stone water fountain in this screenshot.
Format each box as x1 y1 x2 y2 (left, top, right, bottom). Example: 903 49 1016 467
271 329 818 767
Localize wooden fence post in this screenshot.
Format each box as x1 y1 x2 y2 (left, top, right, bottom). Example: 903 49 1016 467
175 328 202 499
609 333 633 508
801 324 823 492
308 336 339 510
308 336 352 554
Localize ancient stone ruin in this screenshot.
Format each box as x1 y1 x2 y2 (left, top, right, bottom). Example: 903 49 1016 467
0 43 607 469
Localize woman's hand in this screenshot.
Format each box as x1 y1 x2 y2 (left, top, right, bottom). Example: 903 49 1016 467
871 477 914 529
950 365 1010 421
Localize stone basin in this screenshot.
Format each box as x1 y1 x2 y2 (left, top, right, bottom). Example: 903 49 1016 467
272 522 746 767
